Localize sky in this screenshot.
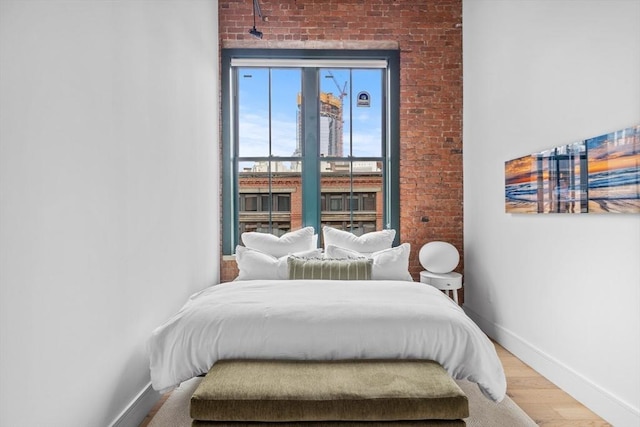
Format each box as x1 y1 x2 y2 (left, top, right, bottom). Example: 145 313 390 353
237 67 383 159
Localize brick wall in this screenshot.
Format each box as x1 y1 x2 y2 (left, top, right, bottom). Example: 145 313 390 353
219 0 463 300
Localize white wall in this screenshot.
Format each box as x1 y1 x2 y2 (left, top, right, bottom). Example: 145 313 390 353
0 1 219 426
463 1 639 425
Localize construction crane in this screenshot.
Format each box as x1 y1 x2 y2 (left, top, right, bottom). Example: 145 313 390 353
325 70 348 101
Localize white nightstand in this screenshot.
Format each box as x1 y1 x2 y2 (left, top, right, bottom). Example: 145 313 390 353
420 271 463 304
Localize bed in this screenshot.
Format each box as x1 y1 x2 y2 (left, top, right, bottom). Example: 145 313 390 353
148 225 506 417
148 278 506 402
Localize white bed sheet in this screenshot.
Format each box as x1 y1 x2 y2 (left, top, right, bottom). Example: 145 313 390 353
148 279 506 401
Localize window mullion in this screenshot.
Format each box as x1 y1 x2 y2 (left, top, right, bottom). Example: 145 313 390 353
348 69 354 230
268 69 273 232
223 49 399 254
222 57 236 254
301 68 320 232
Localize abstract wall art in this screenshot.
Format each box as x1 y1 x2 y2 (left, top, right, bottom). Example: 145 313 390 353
505 125 640 214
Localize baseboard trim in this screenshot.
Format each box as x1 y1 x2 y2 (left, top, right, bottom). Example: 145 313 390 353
109 382 161 427
464 305 640 427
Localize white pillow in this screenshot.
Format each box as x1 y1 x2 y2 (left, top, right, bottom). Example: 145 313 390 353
235 245 323 281
322 226 396 254
241 226 315 258
325 243 412 281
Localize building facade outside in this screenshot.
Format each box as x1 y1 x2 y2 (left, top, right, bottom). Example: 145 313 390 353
239 90 383 243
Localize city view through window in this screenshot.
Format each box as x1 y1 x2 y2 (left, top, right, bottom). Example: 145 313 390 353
236 67 385 243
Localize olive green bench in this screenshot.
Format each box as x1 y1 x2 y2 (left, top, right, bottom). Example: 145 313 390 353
190 359 469 426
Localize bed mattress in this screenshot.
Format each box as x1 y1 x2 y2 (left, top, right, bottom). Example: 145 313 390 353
148 279 506 401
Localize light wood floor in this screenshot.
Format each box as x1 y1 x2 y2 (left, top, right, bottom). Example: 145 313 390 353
139 342 610 426
495 343 610 426
139 391 169 427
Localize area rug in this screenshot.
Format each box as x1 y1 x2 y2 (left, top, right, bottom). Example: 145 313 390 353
148 377 536 427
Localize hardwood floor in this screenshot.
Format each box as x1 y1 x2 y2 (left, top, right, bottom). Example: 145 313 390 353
139 392 169 427
139 342 611 426
495 343 610 426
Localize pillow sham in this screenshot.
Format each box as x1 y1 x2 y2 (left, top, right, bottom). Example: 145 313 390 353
288 256 373 281
322 226 396 254
235 246 323 281
241 226 315 258
324 243 412 281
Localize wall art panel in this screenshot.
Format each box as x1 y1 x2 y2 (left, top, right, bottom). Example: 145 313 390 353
505 125 639 214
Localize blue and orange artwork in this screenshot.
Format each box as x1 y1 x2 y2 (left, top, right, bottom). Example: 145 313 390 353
505 125 639 214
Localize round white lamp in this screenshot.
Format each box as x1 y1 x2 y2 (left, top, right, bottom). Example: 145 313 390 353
419 241 462 303
418 241 459 274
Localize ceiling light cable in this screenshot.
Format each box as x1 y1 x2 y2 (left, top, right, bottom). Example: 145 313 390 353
249 0 263 39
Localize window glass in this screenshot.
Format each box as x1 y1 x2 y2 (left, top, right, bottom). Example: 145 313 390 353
238 68 301 158
320 69 349 157
349 196 359 211
277 195 290 212
362 193 376 211
222 50 399 254
238 68 269 157
260 195 270 212
330 195 343 211
318 68 383 233
244 195 257 211
271 69 301 157
351 69 382 157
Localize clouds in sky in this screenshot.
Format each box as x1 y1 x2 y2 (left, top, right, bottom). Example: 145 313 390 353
237 66 383 159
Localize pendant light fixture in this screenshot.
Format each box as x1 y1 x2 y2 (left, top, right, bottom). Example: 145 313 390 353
249 0 263 39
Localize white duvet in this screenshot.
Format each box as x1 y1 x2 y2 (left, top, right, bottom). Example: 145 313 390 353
148 279 506 401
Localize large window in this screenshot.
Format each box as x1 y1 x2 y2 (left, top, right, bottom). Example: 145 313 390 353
222 49 399 254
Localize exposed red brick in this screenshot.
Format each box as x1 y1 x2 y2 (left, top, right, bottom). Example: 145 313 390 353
219 0 464 303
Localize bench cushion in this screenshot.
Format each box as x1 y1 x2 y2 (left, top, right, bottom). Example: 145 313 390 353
190 359 468 423
193 421 465 426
